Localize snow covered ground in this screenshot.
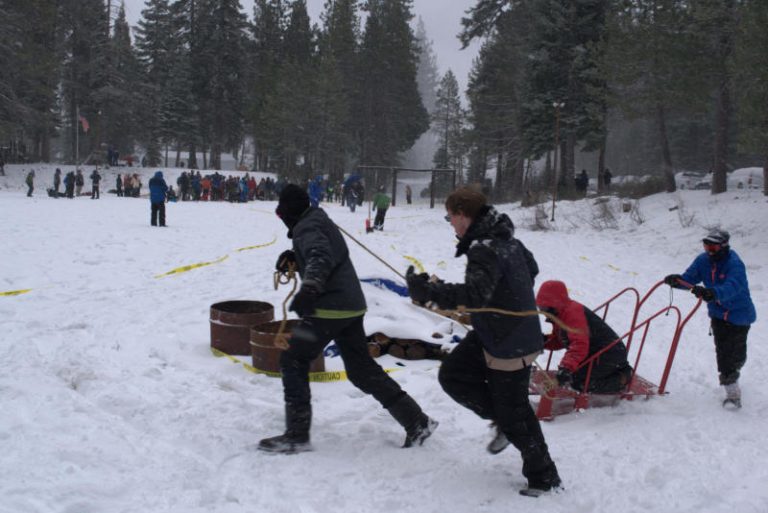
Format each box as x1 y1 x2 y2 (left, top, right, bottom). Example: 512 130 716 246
1 164 767 513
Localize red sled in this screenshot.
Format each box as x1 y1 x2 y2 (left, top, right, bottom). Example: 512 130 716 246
529 281 702 420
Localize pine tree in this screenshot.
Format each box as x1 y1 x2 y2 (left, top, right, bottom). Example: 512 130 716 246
733 0 768 196
134 0 174 166
358 0 429 166
0 0 61 161
313 0 360 181
606 0 708 192
195 0 248 169
402 17 441 169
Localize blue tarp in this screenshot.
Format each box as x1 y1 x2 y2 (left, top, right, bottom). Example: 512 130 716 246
360 277 408 297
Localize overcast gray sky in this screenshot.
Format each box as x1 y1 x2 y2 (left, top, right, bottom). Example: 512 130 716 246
121 0 481 95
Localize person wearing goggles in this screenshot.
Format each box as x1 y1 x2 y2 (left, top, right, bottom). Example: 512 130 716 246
663 229 756 408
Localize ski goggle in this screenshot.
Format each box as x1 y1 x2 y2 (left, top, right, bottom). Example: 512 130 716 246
703 242 722 252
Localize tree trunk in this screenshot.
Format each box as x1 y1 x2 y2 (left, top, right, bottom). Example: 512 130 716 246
597 138 606 195
188 143 197 169
711 78 730 194
763 155 767 197
494 147 504 201
656 102 676 192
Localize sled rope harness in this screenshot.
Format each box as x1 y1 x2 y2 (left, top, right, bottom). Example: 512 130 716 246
334 221 580 334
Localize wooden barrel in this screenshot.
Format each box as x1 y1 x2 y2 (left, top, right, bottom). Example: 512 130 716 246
210 301 274 355
250 320 325 373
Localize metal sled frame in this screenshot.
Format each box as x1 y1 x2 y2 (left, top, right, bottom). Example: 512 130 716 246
530 282 702 420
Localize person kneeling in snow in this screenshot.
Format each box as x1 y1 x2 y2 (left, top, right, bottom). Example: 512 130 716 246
663 229 755 408
536 280 633 394
258 184 437 454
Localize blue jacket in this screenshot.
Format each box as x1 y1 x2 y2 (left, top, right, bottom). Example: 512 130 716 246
149 171 168 203
681 250 756 325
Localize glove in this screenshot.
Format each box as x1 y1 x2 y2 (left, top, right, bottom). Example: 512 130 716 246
275 249 296 273
406 265 431 304
556 368 573 388
691 286 716 302
664 274 683 286
289 280 322 317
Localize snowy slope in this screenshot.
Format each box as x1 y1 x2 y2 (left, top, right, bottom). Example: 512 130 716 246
1 164 767 513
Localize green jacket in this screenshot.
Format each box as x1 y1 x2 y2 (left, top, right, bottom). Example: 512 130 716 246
372 192 390 210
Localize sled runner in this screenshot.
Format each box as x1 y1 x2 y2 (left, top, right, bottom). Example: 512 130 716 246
530 281 702 420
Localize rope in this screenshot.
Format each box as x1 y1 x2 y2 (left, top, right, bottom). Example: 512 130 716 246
334 220 581 334
270 260 298 350
334 222 405 280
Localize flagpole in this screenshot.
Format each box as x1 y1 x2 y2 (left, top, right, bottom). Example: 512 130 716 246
76 105 80 172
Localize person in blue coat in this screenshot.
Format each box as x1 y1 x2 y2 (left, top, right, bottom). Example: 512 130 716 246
308 176 323 208
148 171 169 227
664 229 756 408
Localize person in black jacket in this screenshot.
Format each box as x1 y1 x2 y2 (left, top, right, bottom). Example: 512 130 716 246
258 184 437 454
406 187 561 497
90 168 101 199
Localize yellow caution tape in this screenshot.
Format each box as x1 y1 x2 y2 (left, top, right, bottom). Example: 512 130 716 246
0 288 32 297
211 347 398 382
235 236 277 252
403 255 425 274
155 255 229 278
436 261 447 270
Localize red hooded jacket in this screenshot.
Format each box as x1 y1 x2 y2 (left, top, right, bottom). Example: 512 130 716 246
536 280 628 375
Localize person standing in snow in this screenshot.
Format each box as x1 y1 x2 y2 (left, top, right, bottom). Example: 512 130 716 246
75 169 84 196
406 187 561 497
664 229 756 408
371 186 391 231
53 168 61 196
116 173 123 197
90 168 101 199
258 184 437 454
25 170 35 197
535 280 633 393
148 171 168 227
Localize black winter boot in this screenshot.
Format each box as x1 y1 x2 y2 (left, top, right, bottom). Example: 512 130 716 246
386 394 438 448
258 403 312 454
520 445 562 496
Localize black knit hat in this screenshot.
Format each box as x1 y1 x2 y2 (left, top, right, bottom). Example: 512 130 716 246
276 184 310 231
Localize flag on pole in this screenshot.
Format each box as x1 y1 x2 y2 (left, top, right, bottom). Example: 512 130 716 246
79 115 90 133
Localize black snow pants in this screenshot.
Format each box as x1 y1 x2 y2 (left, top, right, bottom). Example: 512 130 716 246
280 315 421 436
711 317 749 385
150 202 166 226
438 331 559 486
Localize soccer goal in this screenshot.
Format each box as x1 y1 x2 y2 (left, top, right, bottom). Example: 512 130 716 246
357 166 456 208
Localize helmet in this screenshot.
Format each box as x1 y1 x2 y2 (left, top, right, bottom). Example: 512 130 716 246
702 229 730 246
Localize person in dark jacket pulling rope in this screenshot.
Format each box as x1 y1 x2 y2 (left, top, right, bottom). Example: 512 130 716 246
258 184 437 454
148 171 168 227
406 187 561 497
536 280 633 393
664 229 756 408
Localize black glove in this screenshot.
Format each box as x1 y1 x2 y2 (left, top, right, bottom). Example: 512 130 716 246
556 368 573 388
664 274 683 286
289 280 322 317
691 286 716 302
406 265 431 304
275 249 296 273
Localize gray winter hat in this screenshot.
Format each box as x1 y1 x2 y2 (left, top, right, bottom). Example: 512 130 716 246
703 229 730 245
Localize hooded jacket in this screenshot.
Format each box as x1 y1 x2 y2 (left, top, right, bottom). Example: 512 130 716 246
679 249 755 326
536 280 629 375
425 206 542 359
149 171 168 203
291 207 367 318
